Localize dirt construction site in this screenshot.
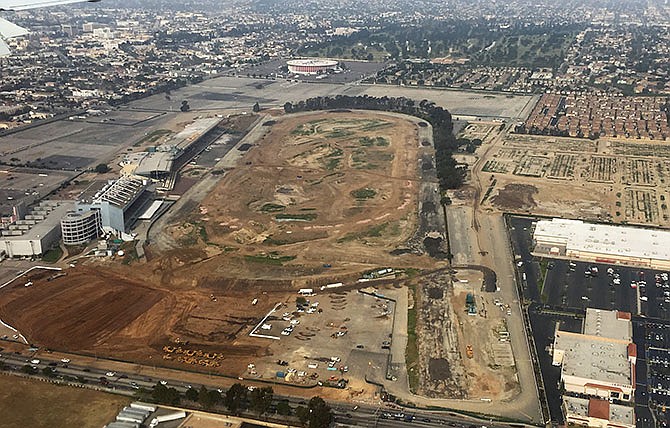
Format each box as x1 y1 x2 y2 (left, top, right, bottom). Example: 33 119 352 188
409 268 518 401
0 112 425 370
474 132 670 226
0 110 523 412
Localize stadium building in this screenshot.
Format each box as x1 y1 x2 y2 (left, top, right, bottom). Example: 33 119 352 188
532 218 670 270
552 308 636 402
287 59 338 75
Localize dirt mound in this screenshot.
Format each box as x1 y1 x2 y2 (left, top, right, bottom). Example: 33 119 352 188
491 183 538 210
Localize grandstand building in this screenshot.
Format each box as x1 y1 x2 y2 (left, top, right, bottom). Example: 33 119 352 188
532 218 670 270
71 175 150 236
132 117 222 180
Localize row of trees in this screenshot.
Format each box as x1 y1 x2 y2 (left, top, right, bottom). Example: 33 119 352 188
283 95 464 189
147 382 333 428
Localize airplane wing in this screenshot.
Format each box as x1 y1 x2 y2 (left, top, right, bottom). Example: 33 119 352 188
0 0 99 55
0 0 100 11
0 16 28 55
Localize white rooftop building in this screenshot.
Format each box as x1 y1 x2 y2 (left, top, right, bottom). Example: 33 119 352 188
552 309 636 402
533 218 670 269
563 396 635 428
70 175 150 236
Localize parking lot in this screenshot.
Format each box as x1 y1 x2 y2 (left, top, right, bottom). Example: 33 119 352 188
508 215 670 320
246 287 399 394
508 214 670 427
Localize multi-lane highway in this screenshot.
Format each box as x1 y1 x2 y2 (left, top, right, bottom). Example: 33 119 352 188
0 352 532 428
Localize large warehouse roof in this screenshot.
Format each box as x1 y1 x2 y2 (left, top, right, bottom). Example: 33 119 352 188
554 330 632 386
534 218 670 262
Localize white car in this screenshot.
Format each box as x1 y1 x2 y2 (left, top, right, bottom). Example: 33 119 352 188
160 380 168 385
290 319 300 326
60 358 70 364
105 371 116 377
30 359 40 365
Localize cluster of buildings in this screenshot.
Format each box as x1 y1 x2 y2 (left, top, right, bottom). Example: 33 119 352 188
520 93 669 140
552 308 636 427
532 218 670 270
0 174 151 258
368 63 547 93
0 116 222 258
0 5 323 128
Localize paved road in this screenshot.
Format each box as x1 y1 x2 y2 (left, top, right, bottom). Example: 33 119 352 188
0 353 533 428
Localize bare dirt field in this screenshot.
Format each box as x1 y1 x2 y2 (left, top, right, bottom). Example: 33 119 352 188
0 111 438 381
0 374 129 428
166 111 434 282
411 269 518 401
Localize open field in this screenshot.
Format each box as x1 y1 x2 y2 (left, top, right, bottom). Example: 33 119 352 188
0 374 129 428
174 111 433 280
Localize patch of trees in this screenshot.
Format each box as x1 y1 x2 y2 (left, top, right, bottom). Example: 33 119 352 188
284 95 464 189
138 382 332 427
295 396 334 428
94 163 111 173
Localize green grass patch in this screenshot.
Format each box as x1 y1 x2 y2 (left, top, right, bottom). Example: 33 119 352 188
41 247 63 263
260 203 286 213
324 158 341 170
406 285 420 393
326 129 354 138
360 120 391 131
359 137 375 146
375 137 390 146
337 222 388 243
198 224 208 242
351 187 377 200
244 253 296 265
275 213 317 221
